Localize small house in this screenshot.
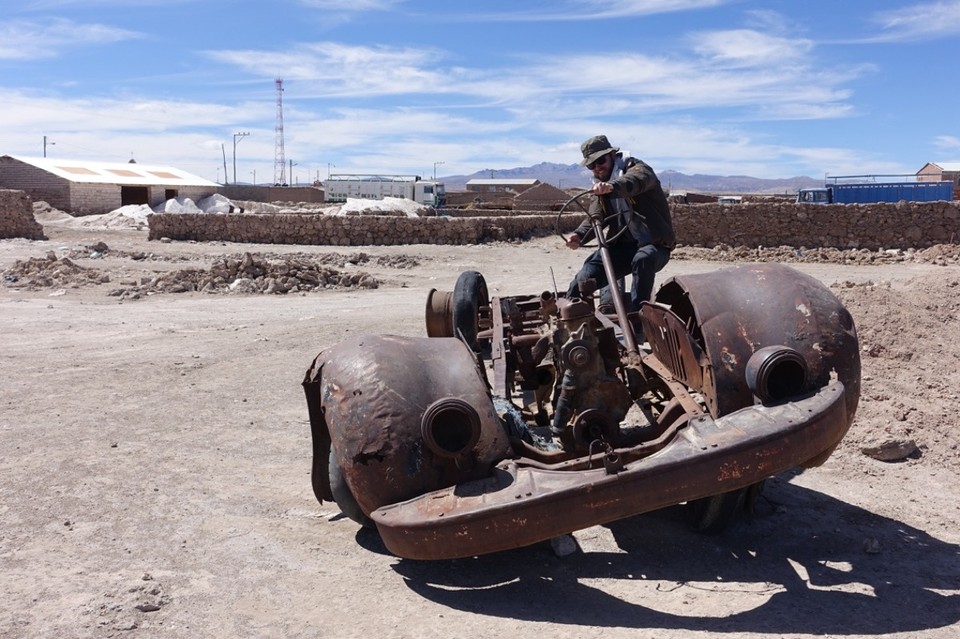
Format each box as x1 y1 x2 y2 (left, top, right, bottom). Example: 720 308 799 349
917 162 960 198
0 155 219 215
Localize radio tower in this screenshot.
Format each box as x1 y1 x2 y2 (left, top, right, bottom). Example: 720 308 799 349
274 78 286 186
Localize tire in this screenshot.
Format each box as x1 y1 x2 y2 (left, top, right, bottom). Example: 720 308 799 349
743 480 765 515
328 448 373 528
686 487 748 534
452 271 488 352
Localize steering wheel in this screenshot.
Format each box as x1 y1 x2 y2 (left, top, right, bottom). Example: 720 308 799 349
556 188 631 247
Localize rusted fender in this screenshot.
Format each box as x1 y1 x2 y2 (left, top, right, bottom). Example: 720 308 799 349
654 263 861 422
304 334 512 517
372 380 850 560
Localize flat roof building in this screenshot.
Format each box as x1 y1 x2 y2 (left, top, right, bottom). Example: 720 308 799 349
0 155 219 215
465 178 540 194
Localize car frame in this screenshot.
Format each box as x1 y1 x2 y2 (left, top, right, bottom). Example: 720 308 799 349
303 194 861 560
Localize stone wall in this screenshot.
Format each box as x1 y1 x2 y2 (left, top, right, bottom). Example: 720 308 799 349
149 212 582 245
147 199 960 249
674 200 960 250
0 189 45 240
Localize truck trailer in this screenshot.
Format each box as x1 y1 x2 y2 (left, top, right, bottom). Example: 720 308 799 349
797 178 953 204
323 174 445 207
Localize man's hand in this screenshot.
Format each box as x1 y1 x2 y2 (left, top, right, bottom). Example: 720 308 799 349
565 232 581 249
592 181 613 195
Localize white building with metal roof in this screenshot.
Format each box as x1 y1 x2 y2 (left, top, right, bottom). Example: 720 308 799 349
0 155 219 215
465 178 541 194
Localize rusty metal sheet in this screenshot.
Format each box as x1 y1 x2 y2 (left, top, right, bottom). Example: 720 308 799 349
313 334 512 516
654 263 861 421
372 381 850 560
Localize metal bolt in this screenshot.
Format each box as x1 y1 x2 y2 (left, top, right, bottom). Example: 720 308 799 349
569 345 590 367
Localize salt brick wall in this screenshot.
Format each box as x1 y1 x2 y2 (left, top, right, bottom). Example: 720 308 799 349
67 185 218 215
0 157 71 212
69 184 121 215
143 200 958 249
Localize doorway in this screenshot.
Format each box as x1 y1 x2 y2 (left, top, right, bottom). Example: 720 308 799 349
120 186 149 206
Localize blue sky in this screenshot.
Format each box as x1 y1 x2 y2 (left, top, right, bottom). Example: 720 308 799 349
2 0 959 185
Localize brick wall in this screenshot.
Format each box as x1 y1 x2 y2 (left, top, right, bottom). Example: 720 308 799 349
68 185 220 215
0 156 71 211
69 183 121 215
147 200 960 249
0 189 46 240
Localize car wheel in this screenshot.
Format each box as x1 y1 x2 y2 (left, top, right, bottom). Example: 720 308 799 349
452 270 488 352
686 487 748 534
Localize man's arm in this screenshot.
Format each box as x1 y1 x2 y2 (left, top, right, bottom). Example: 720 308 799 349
565 196 604 248
608 159 661 199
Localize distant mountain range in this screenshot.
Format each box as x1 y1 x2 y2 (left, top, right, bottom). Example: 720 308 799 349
439 161 820 195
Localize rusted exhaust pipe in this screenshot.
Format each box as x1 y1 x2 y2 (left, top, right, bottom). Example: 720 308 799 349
421 398 482 458
745 346 808 404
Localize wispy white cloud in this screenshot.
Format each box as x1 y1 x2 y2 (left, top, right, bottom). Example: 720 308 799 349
869 0 960 41
691 29 813 67
24 0 191 8
298 0 403 8
549 0 728 19
204 43 449 97
425 0 730 22
3 81 904 181
203 31 864 123
0 18 141 59
0 4 905 181
3 89 255 133
934 135 960 149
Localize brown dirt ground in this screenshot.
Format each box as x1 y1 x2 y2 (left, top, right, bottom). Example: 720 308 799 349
1 207 958 638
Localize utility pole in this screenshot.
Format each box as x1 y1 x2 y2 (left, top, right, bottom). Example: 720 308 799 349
43 135 55 158
433 161 444 181
274 78 286 186
232 131 249 184
221 144 228 184
327 163 335 179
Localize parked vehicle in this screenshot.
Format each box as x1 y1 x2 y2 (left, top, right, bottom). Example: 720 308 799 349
323 174 445 207
797 179 952 204
303 191 861 560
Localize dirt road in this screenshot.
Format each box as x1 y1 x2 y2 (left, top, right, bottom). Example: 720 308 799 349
1 212 958 638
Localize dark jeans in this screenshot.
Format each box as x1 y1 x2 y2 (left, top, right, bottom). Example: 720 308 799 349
567 242 671 311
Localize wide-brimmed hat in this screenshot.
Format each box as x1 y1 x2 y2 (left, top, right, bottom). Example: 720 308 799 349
580 134 619 167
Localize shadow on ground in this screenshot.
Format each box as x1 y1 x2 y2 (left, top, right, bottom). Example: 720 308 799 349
378 472 959 635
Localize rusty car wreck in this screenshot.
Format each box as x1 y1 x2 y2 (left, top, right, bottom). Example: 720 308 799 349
303 195 861 561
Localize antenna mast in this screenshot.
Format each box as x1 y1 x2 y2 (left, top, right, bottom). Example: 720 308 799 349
274 78 286 186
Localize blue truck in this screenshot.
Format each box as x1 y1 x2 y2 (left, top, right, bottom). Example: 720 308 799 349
797 178 953 204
